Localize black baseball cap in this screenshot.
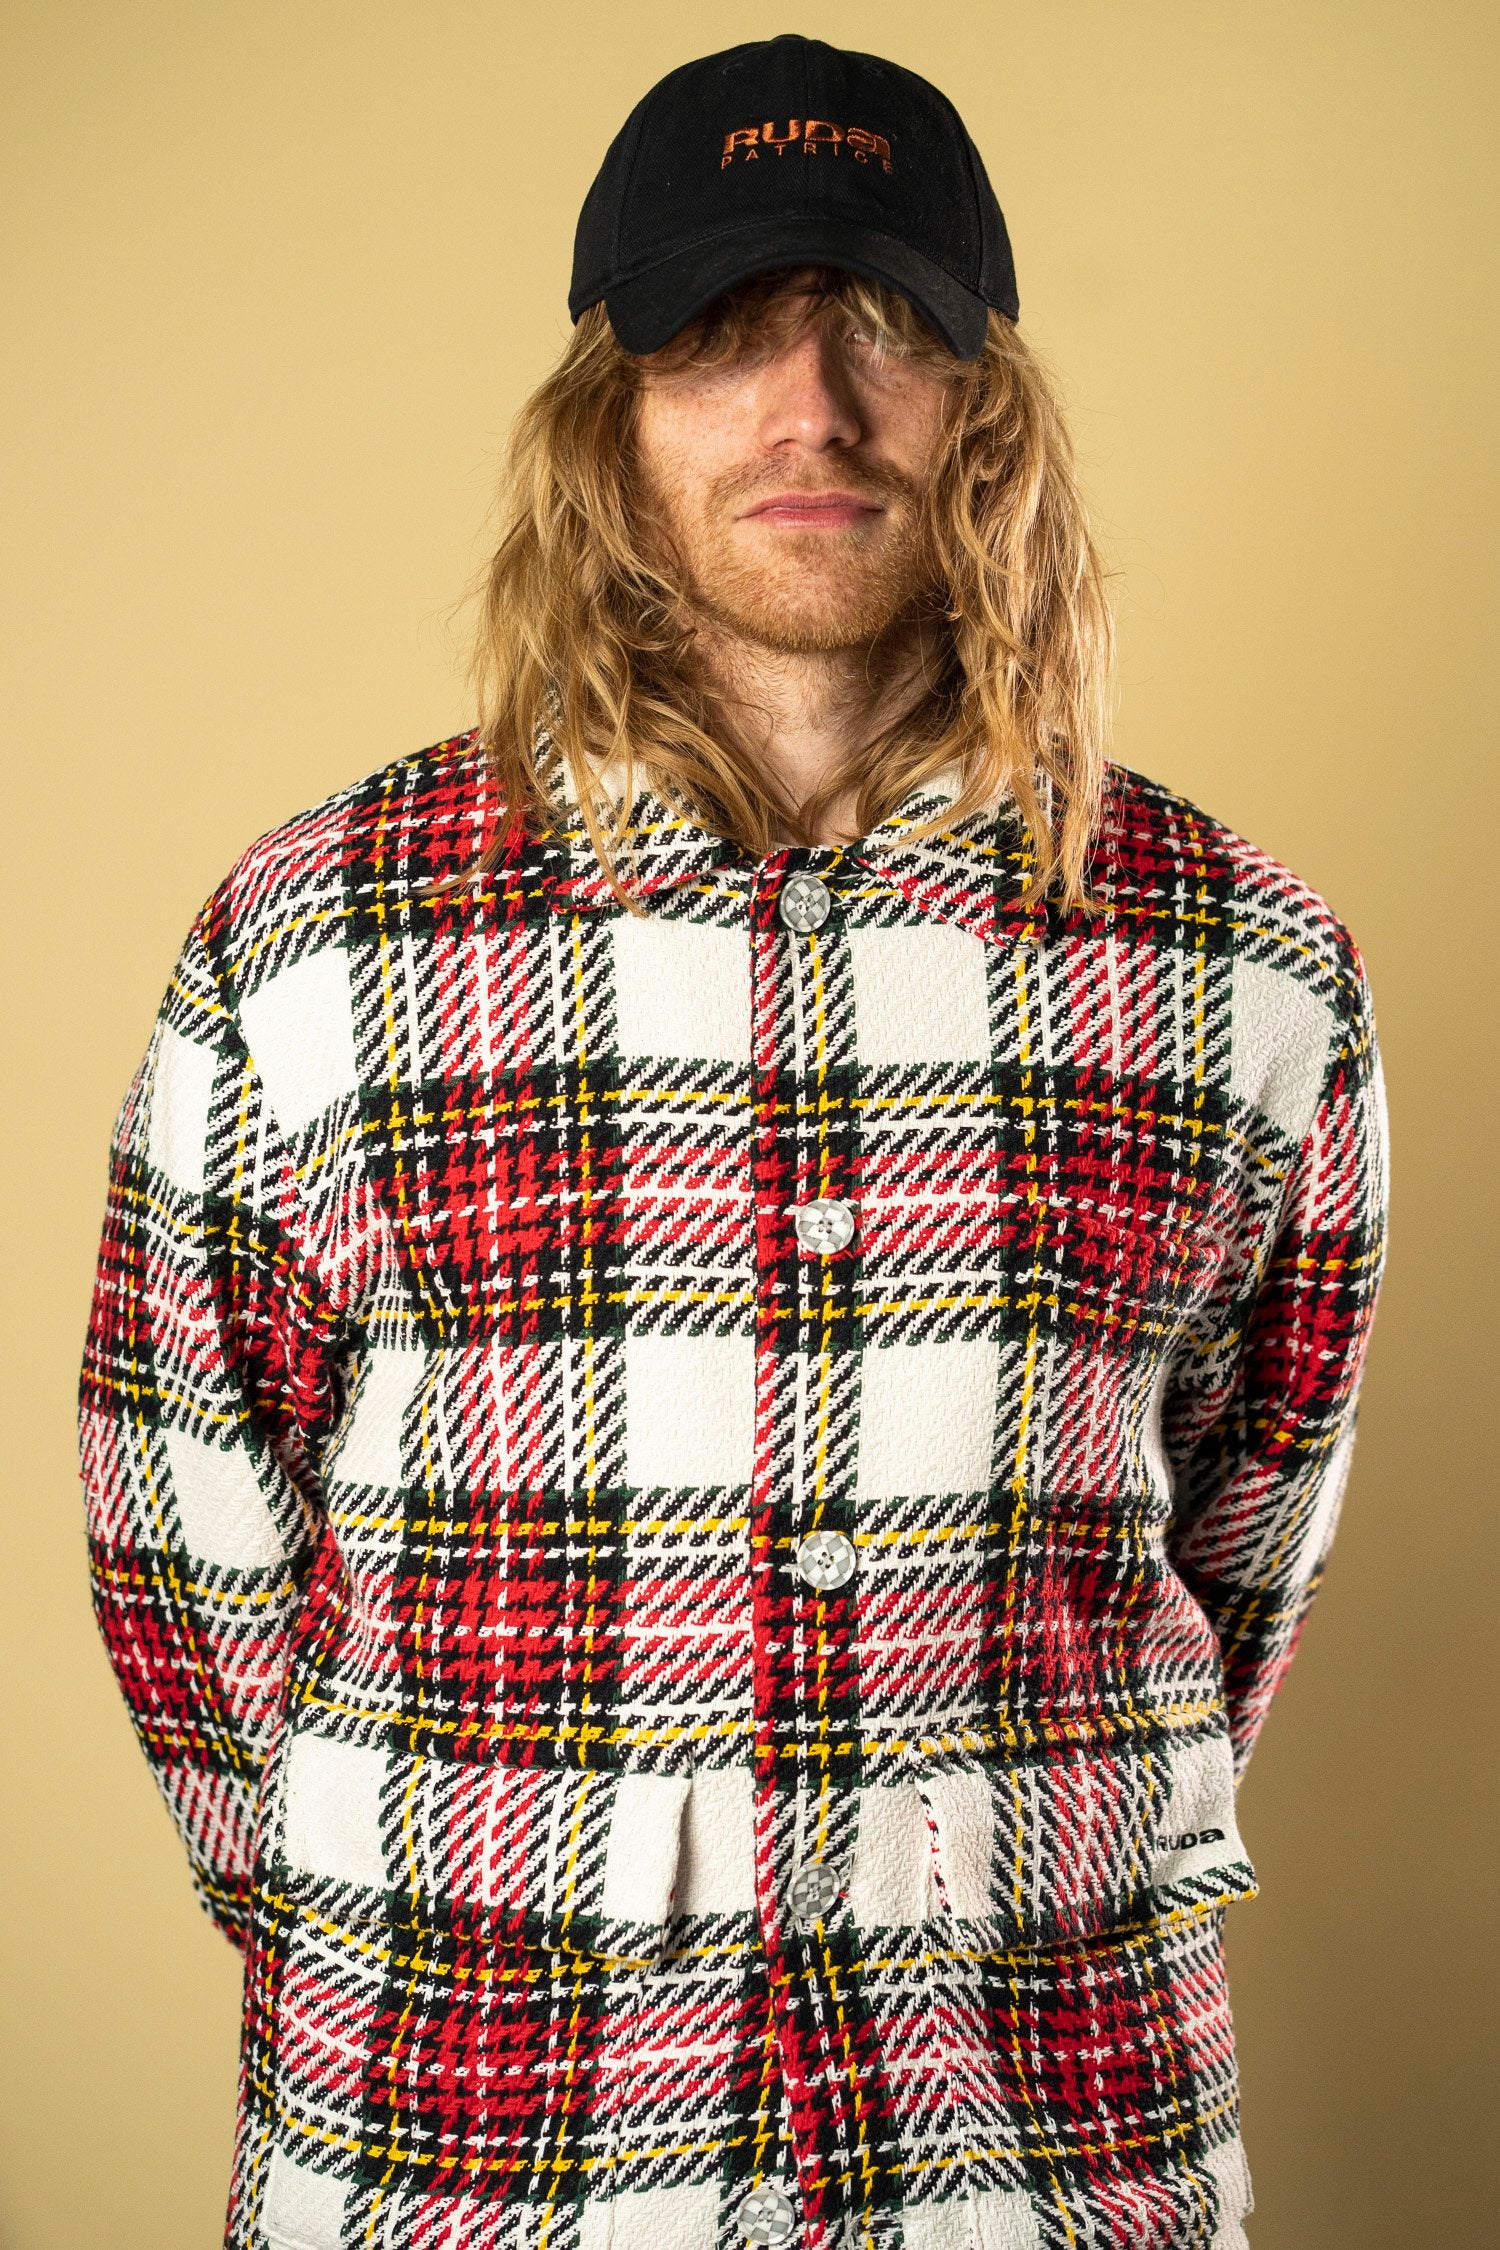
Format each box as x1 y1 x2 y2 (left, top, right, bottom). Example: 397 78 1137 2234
569 33 1019 361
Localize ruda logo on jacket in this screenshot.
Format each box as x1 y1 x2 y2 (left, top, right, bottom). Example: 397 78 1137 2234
721 119 894 172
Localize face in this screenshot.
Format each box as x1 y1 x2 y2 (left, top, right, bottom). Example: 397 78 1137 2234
631 269 958 655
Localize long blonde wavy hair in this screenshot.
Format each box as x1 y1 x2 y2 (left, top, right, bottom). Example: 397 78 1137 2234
469 265 1116 905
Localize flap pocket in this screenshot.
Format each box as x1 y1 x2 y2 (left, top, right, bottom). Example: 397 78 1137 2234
264 1731 760 1964
850 1729 1256 1949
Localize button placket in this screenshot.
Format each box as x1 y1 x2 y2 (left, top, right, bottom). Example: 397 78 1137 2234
749 856 871 2211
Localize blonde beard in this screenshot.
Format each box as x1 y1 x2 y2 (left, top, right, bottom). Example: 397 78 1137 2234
635 444 943 658
679 515 939 655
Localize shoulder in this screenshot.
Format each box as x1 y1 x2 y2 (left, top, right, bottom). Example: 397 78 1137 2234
1088 760 1369 1013
194 731 496 994
1084 763 1379 1150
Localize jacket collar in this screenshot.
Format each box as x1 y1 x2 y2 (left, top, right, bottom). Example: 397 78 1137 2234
529 748 1048 952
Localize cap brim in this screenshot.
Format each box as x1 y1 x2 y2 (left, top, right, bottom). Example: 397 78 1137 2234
593 215 996 360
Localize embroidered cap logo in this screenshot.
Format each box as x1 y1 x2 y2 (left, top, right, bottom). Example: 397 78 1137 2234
720 119 894 173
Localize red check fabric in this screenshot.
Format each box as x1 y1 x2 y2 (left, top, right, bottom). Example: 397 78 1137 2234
78 732 1387 2250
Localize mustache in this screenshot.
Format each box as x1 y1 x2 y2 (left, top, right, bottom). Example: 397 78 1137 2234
714 463 916 511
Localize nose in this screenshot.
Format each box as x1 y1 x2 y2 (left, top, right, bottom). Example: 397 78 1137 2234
755 323 863 454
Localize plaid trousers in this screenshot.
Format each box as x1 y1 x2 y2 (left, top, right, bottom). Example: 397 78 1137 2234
78 734 1388 2250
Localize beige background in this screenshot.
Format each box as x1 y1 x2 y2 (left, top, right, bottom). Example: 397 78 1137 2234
3 4 1496 2245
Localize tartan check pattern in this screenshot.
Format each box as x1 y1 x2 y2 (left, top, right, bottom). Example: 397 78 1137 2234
78 732 1387 2250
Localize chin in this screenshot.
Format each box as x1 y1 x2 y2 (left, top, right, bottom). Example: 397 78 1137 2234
742 615 895 654
708 575 916 653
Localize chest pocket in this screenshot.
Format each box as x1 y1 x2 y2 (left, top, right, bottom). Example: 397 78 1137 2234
262 1727 760 1966
855 1164 1227 1348
354 1064 628 1337
1002 1193 1228 1351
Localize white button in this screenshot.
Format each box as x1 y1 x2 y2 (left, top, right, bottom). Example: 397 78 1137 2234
795 1529 857 1590
738 2184 797 2245
788 1199 856 1255
779 874 832 934
789 1861 841 1919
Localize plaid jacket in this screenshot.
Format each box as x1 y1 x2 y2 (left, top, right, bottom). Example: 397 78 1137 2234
79 732 1387 2250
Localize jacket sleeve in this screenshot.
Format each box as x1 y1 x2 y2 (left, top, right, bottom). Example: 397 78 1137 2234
1163 942 1390 1778
77 910 346 1946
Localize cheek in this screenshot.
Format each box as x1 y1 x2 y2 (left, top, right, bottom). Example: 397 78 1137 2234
630 398 677 508
868 372 952 479
636 380 742 488
641 360 780 495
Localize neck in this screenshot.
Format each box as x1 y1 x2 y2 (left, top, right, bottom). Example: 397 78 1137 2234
689 611 944 845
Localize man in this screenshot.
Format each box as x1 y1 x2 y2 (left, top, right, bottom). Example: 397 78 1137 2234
79 34 1387 2250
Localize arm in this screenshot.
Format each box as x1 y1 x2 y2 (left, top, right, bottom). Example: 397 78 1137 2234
1164 945 1389 1777
78 913 344 1946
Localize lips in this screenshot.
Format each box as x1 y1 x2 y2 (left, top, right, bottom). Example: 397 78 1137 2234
742 492 882 527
